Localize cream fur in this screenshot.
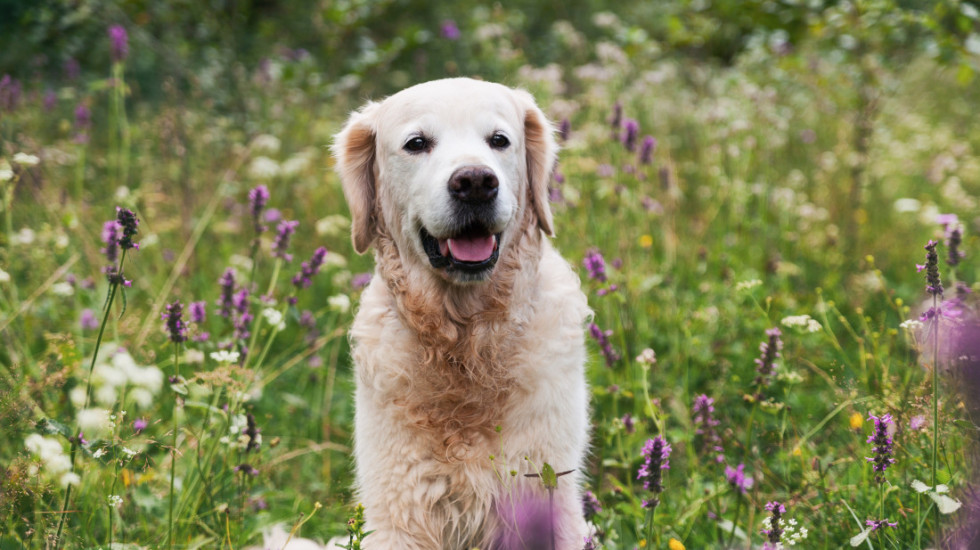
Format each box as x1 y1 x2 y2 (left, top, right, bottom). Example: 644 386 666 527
333 78 591 549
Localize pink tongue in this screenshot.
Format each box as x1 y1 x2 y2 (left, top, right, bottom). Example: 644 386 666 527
446 235 496 262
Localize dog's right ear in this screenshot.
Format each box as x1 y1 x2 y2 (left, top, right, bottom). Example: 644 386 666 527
332 101 380 254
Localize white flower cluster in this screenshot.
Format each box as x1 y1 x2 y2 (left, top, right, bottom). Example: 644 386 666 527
760 516 808 547
210 350 240 364
262 308 287 331
107 494 123 508
219 414 260 450
736 279 762 291
781 314 822 333
635 348 657 365
900 319 924 331
70 344 164 410
24 434 78 488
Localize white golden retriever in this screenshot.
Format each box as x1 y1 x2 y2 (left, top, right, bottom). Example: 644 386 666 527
332 78 591 549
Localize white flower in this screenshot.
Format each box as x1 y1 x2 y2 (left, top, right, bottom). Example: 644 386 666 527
911 480 963 514
900 319 924 331
315 214 350 237
120 447 138 459
184 349 205 364
92 448 107 459
635 348 657 365
262 308 286 331
107 494 123 508
0 166 12 182
248 156 281 179
893 198 921 213
781 314 822 333
0 268 10 283
13 152 40 165
210 350 241 364
735 279 762 291
328 294 351 313
51 281 74 296
250 134 281 154
77 408 112 435
60 472 81 488
11 227 35 246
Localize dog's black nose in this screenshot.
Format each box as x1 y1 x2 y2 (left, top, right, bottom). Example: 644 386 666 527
448 166 498 203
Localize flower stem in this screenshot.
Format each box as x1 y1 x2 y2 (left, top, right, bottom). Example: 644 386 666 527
728 492 742 548
931 292 939 530
168 340 181 550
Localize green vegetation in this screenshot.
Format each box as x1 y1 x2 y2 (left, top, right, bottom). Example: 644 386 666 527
1 1 979 548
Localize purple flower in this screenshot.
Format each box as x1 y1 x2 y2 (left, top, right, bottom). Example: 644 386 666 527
610 101 622 133
74 103 91 144
725 463 754 494
621 119 639 152
189 300 206 324
102 221 121 264
693 394 724 462
622 413 635 434
640 135 657 164
637 436 671 506
80 309 99 331
234 463 259 476
762 501 786 543
263 207 282 224
132 418 148 433
909 414 927 431
865 413 896 483
0 75 22 111
115 207 139 251
216 268 236 318
582 490 602 520
273 220 299 261
754 328 783 389
108 25 128 63
248 185 270 233
440 19 460 40
292 246 328 290
352 272 373 290
922 240 943 297
946 226 964 268
161 301 188 343
558 118 571 142
583 535 598 550
495 491 554 550
589 322 620 367
866 519 898 531
583 249 608 282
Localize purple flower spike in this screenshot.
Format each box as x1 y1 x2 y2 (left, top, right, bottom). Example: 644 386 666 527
102 221 121 263
216 268 236 318
588 322 620 367
621 118 639 152
583 249 607 282
725 463 754 494
132 418 148 433
922 240 943 296
80 309 99 331
640 135 657 164
440 20 460 40
292 246 328 290
865 413 896 483
693 394 724 461
115 207 139 251
108 25 128 63
762 501 786 543
582 490 602 520
248 185 270 233
866 519 898 531
637 435 671 505
273 220 299 261
754 328 783 389
161 301 188 343
189 301 206 324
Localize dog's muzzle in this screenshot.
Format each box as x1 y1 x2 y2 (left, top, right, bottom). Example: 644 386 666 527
421 225 501 275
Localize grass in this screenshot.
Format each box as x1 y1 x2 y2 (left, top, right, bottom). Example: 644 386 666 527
1 19 979 550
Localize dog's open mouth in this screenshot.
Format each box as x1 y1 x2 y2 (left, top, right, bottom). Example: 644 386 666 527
421 225 501 274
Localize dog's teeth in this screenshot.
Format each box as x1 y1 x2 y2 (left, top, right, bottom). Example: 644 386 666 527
439 239 449 257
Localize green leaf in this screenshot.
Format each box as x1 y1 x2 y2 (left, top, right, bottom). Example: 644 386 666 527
540 462 558 489
937 469 953 485
37 418 73 440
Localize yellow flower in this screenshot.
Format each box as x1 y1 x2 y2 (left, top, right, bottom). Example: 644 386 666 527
849 412 864 430
669 538 686 550
639 234 654 248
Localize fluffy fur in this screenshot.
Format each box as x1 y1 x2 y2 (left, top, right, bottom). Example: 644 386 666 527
332 78 591 549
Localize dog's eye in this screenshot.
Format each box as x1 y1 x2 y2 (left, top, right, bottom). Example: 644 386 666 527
489 133 510 150
404 136 431 153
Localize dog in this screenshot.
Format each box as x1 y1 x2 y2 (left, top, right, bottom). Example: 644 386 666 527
332 78 592 549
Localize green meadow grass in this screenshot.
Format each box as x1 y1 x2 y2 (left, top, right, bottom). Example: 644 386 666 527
1 25 978 550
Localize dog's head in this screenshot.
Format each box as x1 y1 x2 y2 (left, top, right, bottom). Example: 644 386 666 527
332 78 557 283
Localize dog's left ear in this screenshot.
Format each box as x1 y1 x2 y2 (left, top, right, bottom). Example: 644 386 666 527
512 89 558 237
332 101 381 254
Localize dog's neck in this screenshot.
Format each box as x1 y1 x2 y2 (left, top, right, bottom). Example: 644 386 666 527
371 206 544 459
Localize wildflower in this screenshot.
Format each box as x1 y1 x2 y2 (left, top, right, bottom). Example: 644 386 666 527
918 240 943 297
133 418 148 433
262 308 286 331
60 472 81 488
248 185 270 233
583 535 598 550
234 463 260 476
909 415 927 431
328 294 351 313
583 249 608 282
725 463 754 494
440 19 460 40
189 301 206 324
588 322 620 367
273 220 299 261
13 153 40 166
636 348 656 365
108 494 123 508
865 413 896 483
79 308 98 331
693 394 724 462
108 25 128 62
102 220 121 263
910 480 963 514
115 207 139 251
668 538 686 550
637 436 671 507
946 225 964 268
780 314 822 333
621 119 639 152
900 319 924 331
582 490 602 520
736 279 762 291
210 350 240 364
558 118 571 142
216 268 236 317
161 301 188 343
849 412 864 430
640 135 657 164
753 328 782 389
610 101 622 133
621 413 635 434
761 501 785 544
352 272 373 290
292 246 328 290
866 519 897 531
